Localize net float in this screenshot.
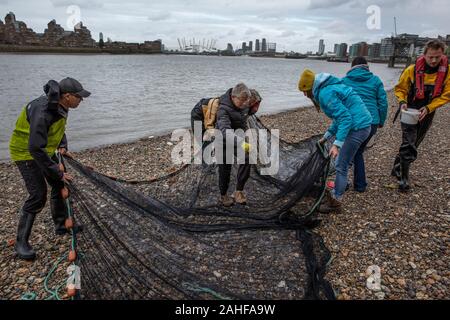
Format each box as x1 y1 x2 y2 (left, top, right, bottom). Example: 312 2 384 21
61 187 69 199
68 250 77 262
65 217 74 230
67 283 77 297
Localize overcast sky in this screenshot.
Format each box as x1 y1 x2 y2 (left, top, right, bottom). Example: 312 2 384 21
0 0 448 52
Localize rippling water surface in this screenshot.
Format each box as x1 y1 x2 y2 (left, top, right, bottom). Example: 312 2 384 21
0 54 402 160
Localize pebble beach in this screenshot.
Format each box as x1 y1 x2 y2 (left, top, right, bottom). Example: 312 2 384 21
0 90 449 300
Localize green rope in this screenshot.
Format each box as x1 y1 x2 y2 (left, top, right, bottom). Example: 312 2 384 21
183 282 232 300
20 153 81 301
20 254 68 301
20 292 37 300
299 142 331 219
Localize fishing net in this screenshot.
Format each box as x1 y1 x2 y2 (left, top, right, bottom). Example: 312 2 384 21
63 116 335 300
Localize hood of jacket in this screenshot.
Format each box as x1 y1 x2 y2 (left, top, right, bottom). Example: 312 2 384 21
219 88 234 107
313 73 342 99
43 80 68 118
43 80 61 111
345 65 374 82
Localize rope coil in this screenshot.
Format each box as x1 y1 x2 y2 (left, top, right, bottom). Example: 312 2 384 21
21 152 82 301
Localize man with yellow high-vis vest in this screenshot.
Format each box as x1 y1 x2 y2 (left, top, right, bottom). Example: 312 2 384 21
392 40 450 192
9 78 90 260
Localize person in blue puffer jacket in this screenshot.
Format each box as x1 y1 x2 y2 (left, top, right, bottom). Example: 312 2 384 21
342 57 388 192
298 69 372 213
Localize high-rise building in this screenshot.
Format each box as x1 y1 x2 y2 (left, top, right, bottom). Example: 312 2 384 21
368 43 381 58
380 37 394 58
415 46 425 56
318 39 325 55
360 42 369 56
248 40 253 52
242 42 247 52
334 43 339 54
255 39 260 51
268 42 276 52
226 43 234 52
349 42 368 57
349 44 355 57
262 38 267 52
338 43 348 57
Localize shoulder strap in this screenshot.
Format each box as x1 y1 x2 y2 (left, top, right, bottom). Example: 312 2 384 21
433 56 449 98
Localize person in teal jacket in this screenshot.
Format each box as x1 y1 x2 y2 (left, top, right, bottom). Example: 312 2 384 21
298 69 372 213
342 57 389 192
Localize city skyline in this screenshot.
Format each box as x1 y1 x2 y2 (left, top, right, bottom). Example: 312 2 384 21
0 0 449 52
2 10 448 58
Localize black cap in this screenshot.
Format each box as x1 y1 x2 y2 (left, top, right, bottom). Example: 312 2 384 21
59 77 91 98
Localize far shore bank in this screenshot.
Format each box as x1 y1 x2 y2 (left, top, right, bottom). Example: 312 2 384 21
0 45 161 55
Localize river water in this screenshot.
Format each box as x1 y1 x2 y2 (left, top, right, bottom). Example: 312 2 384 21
0 54 402 160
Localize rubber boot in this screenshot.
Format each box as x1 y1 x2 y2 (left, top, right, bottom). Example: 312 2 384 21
51 198 69 235
51 195 84 236
391 157 401 180
15 211 37 260
399 162 411 192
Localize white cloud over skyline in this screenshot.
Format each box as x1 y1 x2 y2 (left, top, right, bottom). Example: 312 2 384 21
0 0 448 52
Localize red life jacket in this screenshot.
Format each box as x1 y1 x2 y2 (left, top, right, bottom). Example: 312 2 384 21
414 55 448 101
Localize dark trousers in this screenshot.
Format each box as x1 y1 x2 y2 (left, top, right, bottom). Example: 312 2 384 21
16 156 67 230
191 105 205 134
393 112 435 167
353 125 378 191
191 109 211 165
218 146 251 195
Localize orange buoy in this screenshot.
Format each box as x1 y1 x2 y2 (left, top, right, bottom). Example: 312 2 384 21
65 217 74 230
67 284 76 297
68 250 77 262
61 187 69 199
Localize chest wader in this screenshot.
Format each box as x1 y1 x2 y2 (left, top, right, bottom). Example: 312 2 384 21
392 85 435 192
10 106 67 260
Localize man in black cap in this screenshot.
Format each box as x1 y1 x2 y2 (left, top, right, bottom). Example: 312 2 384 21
9 77 90 260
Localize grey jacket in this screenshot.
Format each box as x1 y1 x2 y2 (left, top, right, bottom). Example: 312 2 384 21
216 88 249 143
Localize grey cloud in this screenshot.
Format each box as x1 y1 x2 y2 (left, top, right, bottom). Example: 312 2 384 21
0 0 448 53
322 19 353 33
148 11 172 22
308 0 354 10
244 27 260 35
280 30 297 37
308 0 422 10
49 0 104 9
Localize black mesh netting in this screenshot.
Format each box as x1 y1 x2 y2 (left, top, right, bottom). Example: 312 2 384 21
64 116 336 300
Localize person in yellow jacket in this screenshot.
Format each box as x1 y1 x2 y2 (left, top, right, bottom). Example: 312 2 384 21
9 78 90 260
392 40 450 191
